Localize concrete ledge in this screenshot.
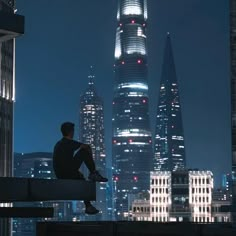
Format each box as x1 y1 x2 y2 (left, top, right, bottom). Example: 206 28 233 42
36 222 236 236
30 178 96 201
37 221 114 236
0 177 29 202
0 177 96 202
0 207 53 218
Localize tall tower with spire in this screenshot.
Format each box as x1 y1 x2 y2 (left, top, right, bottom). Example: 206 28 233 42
112 0 152 219
79 66 107 220
154 34 186 171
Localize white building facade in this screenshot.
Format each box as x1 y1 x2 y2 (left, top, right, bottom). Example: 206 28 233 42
132 170 215 223
189 171 213 223
150 171 171 222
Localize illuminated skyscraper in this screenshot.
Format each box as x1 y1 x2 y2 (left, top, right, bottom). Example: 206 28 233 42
230 0 236 224
0 1 24 235
154 34 186 171
79 67 107 220
112 0 152 219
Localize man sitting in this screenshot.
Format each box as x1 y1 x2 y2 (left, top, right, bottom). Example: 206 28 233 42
53 122 108 215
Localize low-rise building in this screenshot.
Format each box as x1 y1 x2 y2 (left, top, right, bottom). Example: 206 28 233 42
132 170 214 223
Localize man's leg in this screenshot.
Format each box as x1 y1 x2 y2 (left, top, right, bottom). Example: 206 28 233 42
74 146 108 182
70 169 99 215
73 147 95 173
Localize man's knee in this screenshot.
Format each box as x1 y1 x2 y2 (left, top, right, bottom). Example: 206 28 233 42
77 148 90 157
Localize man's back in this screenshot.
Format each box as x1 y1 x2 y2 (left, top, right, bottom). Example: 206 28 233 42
53 137 81 178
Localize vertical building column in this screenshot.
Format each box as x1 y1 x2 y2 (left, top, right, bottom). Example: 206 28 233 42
0 1 24 235
230 0 236 224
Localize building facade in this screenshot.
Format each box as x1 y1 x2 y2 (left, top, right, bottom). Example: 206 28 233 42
132 170 214 223
0 1 24 235
230 0 236 224
79 67 107 220
112 0 153 219
212 188 231 223
154 34 186 172
189 171 213 222
0 0 14 182
149 171 171 222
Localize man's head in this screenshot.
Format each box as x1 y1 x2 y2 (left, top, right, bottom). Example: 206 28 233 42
61 122 74 139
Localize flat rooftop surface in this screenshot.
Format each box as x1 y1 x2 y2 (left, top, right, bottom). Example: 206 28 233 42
37 221 236 236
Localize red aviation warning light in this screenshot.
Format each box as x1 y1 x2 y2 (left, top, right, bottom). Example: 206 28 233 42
114 176 119 182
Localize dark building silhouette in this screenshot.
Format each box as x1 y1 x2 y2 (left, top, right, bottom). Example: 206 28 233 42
79 67 107 220
230 0 236 224
154 34 186 172
112 0 153 219
0 1 24 235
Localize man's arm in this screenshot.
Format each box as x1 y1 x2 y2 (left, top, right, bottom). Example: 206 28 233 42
71 140 90 151
71 140 83 151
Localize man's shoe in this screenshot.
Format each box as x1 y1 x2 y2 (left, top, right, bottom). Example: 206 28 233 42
88 171 108 182
85 205 99 215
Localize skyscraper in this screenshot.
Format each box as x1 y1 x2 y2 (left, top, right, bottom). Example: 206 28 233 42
230 0 236 224
154 34 186 172
0 1 24 235
79 67 107 220
112 0 153 219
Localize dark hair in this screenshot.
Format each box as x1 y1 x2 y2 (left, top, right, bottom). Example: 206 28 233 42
61 122 74 136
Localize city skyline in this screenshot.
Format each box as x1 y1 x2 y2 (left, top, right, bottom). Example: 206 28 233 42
14 0 230 186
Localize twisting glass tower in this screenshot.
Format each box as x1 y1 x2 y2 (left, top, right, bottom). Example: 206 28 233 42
154 34 186 172
230 0 236 224
112 0 152 219
79 67 107 220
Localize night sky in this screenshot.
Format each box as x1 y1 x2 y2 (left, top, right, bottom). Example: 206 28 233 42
14 0 230 186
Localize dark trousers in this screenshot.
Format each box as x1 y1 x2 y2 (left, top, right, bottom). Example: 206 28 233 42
74 147 96 207
56 147 96 207
73 146 96 174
